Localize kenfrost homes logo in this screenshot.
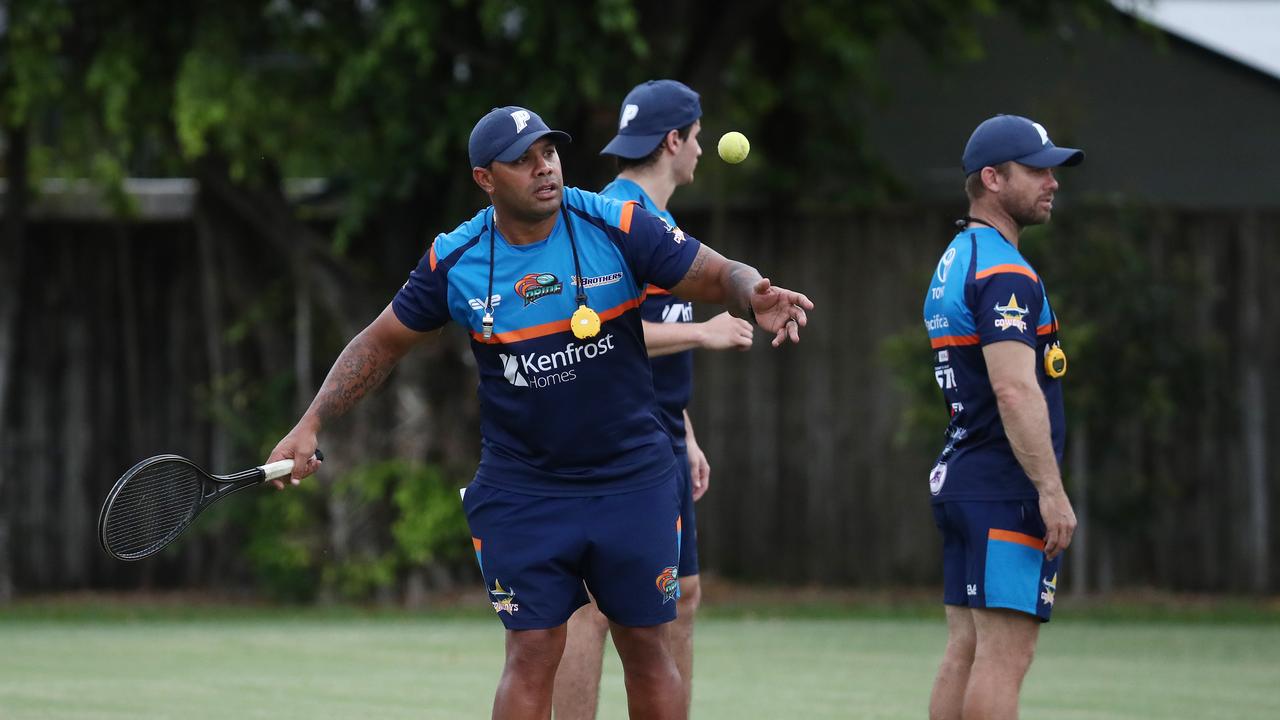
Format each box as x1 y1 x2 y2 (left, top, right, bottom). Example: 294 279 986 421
993 293 1028 332
498 334 617 389
515 272 563 306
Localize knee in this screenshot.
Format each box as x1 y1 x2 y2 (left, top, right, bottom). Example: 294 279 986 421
571 603 611 637
505 629 566 678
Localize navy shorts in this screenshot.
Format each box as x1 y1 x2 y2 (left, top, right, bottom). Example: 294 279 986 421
675 448 699 578
933 499 1062 622
463 476 682 630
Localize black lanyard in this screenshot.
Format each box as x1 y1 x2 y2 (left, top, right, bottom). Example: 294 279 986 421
482 204 588 340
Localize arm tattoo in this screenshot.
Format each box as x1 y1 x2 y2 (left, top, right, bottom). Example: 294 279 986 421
684 246 711 281
311 332 396 423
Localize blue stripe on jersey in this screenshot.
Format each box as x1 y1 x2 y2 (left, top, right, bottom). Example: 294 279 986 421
392 187 701 496
601 178 692 449
921 227 1065 503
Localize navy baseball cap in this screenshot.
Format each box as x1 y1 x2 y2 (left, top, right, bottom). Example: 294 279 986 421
962 115 1084 176
600 80 702 159
469 106 572 168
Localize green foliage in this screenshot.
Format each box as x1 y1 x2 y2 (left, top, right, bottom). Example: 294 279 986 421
239 459 470 602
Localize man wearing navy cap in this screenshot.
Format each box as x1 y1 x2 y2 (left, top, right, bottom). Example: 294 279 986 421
554 80 754 720
921 114 1082 720
267 104 813 719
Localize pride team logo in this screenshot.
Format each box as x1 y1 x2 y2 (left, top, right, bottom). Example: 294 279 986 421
515 272 563 306
655 565 680 604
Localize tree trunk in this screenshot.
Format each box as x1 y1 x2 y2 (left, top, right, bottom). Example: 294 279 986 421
0 123 30 602
1238 213 1269 593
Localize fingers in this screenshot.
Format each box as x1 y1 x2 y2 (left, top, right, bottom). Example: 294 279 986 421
771 316 802 347
268 441 323 490
691 458 710 501
1043 524 1063 560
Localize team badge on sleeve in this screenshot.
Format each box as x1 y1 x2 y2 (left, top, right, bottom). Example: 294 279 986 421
993 293 1029 332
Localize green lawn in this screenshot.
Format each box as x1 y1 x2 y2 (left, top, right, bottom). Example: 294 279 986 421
1 604 1278 719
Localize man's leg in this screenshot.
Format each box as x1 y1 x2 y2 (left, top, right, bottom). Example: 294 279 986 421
493 625 569 720
610 621 684 720
929 605 976 720
552 603 610 719
670 573 701 711
962 608 1039 720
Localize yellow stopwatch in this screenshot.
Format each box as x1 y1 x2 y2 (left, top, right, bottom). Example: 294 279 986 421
571 305 601 339
1044 343 1067 379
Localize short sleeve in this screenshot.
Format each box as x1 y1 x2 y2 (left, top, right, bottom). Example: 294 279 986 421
391 237 452 332
616 202 702 291
974 271 1042 348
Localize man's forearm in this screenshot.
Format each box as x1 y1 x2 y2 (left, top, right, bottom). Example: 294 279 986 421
996 386 1065 495
643 321 704 357
303 330 401 429
723 261 761 320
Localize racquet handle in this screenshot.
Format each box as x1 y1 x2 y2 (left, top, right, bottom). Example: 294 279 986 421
259 449 325 482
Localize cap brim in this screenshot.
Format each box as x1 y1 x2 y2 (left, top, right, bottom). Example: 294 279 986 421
1019 145 1084 169
600 132 667 159
492 129 573 164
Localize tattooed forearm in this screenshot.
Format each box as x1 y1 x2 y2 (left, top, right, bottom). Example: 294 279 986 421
308 332 396 425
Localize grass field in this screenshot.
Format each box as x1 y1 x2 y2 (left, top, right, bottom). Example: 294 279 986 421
2 597 1279 719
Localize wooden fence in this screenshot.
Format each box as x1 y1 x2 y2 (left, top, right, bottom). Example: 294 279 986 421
2 203 1276 596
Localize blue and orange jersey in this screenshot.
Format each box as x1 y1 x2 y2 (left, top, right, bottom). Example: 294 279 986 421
600 177 693 450
393 187 701 496
921 226 1066 502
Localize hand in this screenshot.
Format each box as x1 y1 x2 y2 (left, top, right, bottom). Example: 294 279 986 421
700 312 754 351
1039 490 1077 561
687 441 711 501
265 421 324 489
748 278 814 347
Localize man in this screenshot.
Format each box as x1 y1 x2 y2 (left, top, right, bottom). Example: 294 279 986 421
267 105 812 720
553 80 753 720
922 114 1082 720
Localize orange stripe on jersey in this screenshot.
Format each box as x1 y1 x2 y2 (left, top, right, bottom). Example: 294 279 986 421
644 284 671 298
975 264 1038 283
472 537 482 552
1037 320 1059 335
989 529 1045 551
618 200 637 233
471 296 643 344
428 241 439 271
930 334 980 348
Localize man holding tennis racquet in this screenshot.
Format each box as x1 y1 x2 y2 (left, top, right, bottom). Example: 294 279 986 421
268 105 811 720
553 79 752 720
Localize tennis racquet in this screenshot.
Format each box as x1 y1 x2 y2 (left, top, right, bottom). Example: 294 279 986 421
97 450 323 561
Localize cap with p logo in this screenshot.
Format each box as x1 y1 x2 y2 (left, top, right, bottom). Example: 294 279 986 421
600 80 702 159
469 106 572 168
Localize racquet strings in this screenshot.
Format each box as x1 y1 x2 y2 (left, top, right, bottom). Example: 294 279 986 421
102 461 203 559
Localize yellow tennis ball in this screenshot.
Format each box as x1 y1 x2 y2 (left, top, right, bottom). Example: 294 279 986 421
718 131 750 164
